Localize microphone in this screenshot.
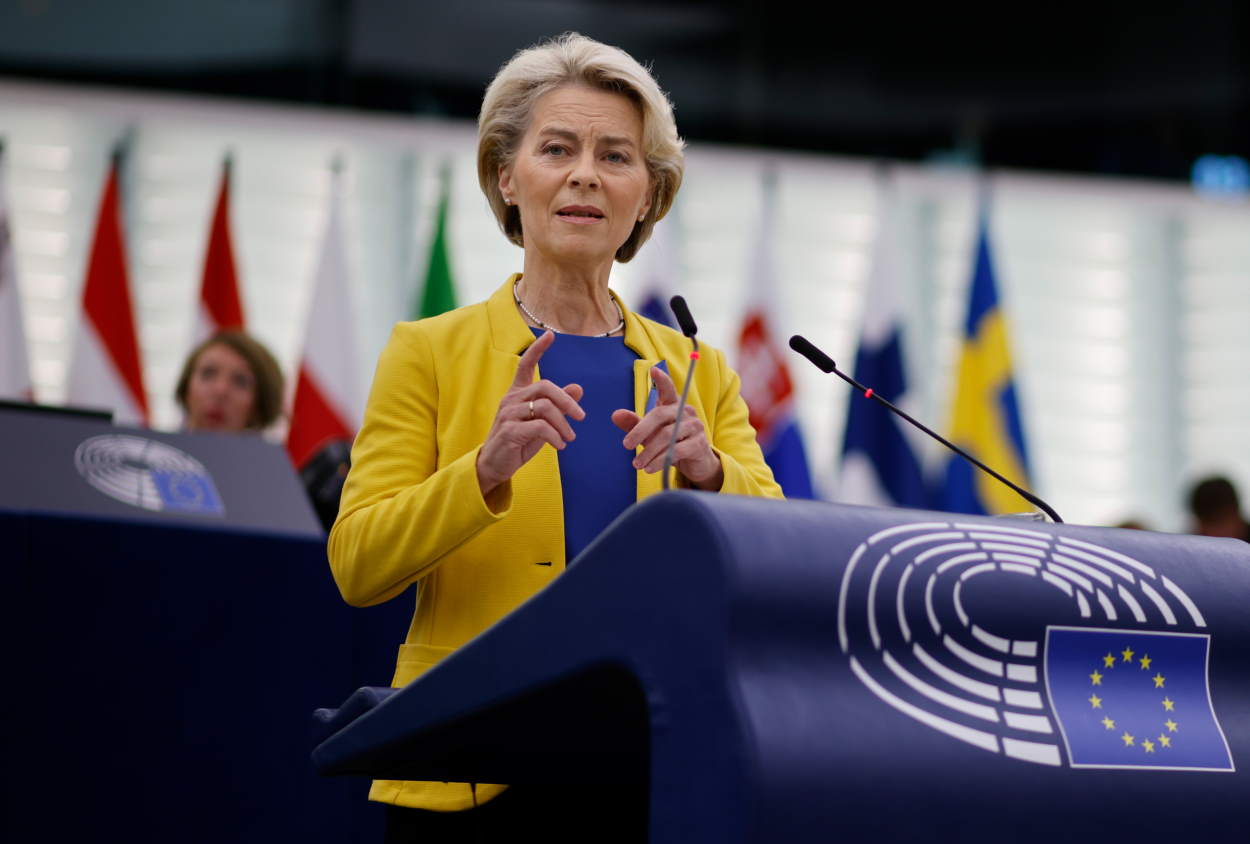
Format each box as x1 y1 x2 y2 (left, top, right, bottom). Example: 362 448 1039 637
662 296 700 491
787 334 1063 523
669 295 698 339
788 334 834 372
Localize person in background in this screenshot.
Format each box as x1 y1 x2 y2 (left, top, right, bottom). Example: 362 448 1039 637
1186 475 1250 542
175 330 284 433
328 31 783 842
177 331 350 532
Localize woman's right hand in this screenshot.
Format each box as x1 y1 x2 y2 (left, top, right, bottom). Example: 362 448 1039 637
476 330 585 497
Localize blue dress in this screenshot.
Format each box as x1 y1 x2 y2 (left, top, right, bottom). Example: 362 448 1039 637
532 327 638 562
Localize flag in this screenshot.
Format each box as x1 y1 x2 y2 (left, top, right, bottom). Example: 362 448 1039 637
0 142 34 400
1045 627 1233 770
937 208 1030 514
66 152 148 425
634 210 679 328
197 155 245 337
838 181 926 508
413 164 456 319
286 164 359 469
736 172 814 499
637 294 675 328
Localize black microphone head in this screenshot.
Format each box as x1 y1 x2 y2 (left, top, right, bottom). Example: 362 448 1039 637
788 335 836 373
669 295 698 338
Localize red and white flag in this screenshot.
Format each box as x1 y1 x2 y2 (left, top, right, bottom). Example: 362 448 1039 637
0 144 34 400
735 170 814 498
286 167 358 468
66 155 148 425
197 155 245 338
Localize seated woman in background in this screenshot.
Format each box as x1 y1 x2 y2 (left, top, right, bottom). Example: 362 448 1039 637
175 330 284 433
176 331 348 531
329 31 783 842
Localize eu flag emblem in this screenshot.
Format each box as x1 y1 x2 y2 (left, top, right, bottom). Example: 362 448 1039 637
151 469 225 516
1044 627 1234 771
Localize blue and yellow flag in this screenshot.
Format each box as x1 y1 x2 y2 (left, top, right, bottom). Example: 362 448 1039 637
1045 627 1234 770
938 212 1031 514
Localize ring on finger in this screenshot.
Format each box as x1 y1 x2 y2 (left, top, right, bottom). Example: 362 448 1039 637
528 400 535 420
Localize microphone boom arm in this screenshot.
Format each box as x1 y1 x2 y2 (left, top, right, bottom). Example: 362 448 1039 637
788 334 1062 523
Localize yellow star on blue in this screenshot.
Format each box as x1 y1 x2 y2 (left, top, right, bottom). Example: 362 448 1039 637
1047 629 1233 770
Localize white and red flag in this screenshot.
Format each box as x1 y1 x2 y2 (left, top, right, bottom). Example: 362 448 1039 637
0 142 34 400
197 155 245 338
286 166 358 468
735 171 814 498
66 153 148 425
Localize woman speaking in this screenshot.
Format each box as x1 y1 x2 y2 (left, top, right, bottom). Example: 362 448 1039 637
328 32 783 840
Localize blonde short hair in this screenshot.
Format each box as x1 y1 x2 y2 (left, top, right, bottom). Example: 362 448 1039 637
477 32 685 263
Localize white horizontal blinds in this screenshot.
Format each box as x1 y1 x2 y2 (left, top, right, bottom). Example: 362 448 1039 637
672 149 761 350
899 175 977 473
886 175 1191 528
343 146 417 376
774 160 877 498
100 126 419 430
1177 203 1250 503
5 79 1250 529
0 80 436 431
234 142 350 416
991 182 1180 529
1122 210 1184 530
126 130 218 429
441 139 520 309
3 111 116 407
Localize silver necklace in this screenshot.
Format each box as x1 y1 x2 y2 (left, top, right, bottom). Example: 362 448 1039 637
513 279 625 337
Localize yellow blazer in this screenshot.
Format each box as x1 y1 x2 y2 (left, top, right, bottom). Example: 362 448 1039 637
328 275 783 811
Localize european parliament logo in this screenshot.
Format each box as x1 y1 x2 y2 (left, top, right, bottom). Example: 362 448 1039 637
74 434 225 516
838 520 1234 772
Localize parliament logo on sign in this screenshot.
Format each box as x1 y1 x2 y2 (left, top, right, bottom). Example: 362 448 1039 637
74 434 225 516
837 521 1234 771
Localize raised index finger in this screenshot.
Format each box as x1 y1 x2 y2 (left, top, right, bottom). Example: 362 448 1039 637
651 365 680 405
513 330 555 389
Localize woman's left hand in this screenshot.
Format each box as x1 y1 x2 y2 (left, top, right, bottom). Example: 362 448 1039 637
611 366 723 491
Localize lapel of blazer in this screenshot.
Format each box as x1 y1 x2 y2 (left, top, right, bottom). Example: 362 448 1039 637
482 276 563 532
485 276 672 502
622 301 669 500
485 273 538 358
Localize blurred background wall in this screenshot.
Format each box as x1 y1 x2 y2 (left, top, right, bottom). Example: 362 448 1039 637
1 0 1247 530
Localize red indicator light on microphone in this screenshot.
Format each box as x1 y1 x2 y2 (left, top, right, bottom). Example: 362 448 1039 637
864 388 874 399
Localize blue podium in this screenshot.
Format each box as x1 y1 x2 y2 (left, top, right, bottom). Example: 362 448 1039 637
313 492 1250 842
0 405 407 843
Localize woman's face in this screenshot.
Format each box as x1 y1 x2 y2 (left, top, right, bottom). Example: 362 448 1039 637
499 85 653 270
185 342 257 432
